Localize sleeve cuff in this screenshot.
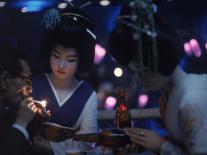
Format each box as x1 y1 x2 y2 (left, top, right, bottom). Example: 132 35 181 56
12 123 29 140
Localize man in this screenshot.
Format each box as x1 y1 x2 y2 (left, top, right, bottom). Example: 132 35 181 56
108 1 207 155
0 44 38 155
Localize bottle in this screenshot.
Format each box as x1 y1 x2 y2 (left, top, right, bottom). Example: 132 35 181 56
115 89 131 128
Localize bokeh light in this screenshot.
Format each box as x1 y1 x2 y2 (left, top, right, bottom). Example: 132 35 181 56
114 67 123 77
94 44 106 64
104 96 117 110
138 94 148 108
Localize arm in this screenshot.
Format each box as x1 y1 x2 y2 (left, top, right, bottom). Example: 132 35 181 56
161 103 207 155
0 114 32 155
0 127 31 155
76 91 98 134
125 103 207 155
12 123 29 140
0 97 37 155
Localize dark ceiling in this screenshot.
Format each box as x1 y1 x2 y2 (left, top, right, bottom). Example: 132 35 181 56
0 0 207 73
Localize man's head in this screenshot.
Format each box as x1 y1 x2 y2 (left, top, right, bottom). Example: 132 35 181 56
0 45 32 103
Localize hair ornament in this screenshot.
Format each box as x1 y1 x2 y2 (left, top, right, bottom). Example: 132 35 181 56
42 8 61 30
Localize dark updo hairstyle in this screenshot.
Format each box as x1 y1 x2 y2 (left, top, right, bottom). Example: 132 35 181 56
39 6 96 74
108 1 183 76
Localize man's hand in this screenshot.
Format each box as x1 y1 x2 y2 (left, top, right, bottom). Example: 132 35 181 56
15 97 37 128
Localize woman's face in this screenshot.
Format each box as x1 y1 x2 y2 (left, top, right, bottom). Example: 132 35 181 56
4 59 32 103
128 61 170 91
50 45 79 80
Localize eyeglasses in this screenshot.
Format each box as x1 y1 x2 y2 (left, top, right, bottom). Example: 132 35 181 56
16 74 32 86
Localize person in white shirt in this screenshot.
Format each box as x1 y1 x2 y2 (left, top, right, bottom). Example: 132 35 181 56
108 1 207 155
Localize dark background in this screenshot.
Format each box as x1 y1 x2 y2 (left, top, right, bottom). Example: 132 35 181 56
1 0 207 74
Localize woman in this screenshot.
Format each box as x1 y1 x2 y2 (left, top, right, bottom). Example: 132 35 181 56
108 1 207 154
32 6 97 155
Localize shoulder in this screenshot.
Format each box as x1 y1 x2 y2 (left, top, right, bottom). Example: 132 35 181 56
180 89 207 108
81 81 97 103
80 80 96 93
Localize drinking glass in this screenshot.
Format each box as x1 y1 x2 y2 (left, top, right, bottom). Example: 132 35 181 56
65 140 84 155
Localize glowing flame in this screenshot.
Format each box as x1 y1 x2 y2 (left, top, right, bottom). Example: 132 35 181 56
39 100 47 108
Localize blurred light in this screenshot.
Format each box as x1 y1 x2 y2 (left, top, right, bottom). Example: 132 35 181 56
151 4 157 13
80 1 92 8
114 67 123 77
21 7 28 13
58 2 67 9
94 44 106 64
189 39 202 57
99 0 110 6
14 1 53 12
104 96 117 110
23 1 45 12
184 42 192 55
205 42 207 50
40 100 47 108
138 94 148 108
0 1 6 7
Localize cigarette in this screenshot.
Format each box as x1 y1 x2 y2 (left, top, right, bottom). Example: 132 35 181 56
32 100 43 105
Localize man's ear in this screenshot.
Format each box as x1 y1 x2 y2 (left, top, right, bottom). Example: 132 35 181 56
0 71 9 91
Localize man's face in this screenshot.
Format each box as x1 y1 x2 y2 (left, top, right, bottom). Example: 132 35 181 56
128 61 170 91
5 59 32 103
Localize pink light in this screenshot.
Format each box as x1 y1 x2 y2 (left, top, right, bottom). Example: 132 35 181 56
138 94 148 108
184 42 192 55
190 39 198 46
94 44 106 64
189 39 202 57
205 42 207 50
104 96 117 110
